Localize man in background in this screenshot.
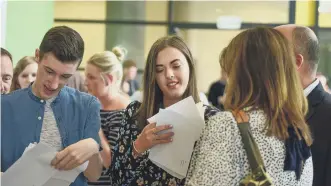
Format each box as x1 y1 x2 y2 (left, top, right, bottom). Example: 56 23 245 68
276 24 331 186
1 47 13 94
122 59 140 96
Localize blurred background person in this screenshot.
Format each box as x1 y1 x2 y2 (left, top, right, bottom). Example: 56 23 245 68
10 56 38 92
85 46 130 186
1 47 13 94
186 27 313 186
207 48 227 110
317 72 331 93
122 59 140 96
67 71 88 92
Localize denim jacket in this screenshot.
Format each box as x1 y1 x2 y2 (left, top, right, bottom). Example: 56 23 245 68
1 85 101 186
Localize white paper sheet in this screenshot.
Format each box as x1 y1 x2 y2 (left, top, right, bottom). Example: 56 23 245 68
148 96 205 140
2 143 88 186
149 109 197 179
147 96 206 179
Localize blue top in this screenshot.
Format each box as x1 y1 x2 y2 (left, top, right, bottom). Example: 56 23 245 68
1 85 101 186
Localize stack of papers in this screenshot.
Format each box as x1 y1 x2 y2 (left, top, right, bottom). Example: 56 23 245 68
1 143 88 186
148 96 205 179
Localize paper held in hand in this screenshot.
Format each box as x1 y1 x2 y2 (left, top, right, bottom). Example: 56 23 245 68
148 96 206 179
1 143 88 186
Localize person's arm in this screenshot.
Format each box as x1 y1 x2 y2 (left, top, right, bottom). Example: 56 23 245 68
325 141 331 186
110 103 143 184
51 97 103 181
83 152 103 182
82 97 103 181
99 129 111 168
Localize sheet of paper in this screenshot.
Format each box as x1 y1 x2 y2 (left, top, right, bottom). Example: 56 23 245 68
2 143 57 186
52 161 89 183
148 96 205 140
43 178 71 186
2 143 89 186
148 109 197 179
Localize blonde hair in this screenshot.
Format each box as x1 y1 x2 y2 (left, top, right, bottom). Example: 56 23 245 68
220 27 312 145
87 46 127 87
10 56 37 92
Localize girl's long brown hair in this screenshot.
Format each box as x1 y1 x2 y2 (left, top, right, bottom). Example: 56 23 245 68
220 27 312 145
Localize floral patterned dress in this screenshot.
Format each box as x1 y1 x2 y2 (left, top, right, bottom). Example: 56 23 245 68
110 101 219 186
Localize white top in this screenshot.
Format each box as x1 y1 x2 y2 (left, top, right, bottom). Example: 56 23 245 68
185 111 313 186
39 97 62 151
304 79 319 96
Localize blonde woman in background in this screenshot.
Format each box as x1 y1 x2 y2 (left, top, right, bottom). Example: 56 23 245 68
10 56 38 92
85 46 131 186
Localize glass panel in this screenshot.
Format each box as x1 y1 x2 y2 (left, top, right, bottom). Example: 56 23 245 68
173 1 289 24
145 1 168 21
53 22 106 68
104 24 167 84
106 1 167 21
319 13 331 27
144 26 168 59
104 25 167 69
54 1 167 21
178 29 242 93
318 31 331 85
319 0 331 27
54 1 106 20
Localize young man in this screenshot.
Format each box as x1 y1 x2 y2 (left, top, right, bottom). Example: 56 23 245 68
1 47 13 94
275 25 331 186
1 26 103 185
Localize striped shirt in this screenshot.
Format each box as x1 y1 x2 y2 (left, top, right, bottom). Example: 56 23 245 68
88 109 124 186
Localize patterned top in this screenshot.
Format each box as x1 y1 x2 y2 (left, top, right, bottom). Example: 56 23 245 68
110 101 219 186
185 110 313 186
39 97 62 150
88 109 124 186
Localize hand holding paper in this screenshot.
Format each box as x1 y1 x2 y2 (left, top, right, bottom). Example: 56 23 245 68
134 123 174 154
51 138 98 170
148 96 206 179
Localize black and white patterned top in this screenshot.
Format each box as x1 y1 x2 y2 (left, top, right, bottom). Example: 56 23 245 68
88 109 124 186
185 110 313 186
110 101 220 186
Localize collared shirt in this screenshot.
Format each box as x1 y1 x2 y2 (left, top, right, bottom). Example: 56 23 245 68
1 85 101 186
304 79 320 97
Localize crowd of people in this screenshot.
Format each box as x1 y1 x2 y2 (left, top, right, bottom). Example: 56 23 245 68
1 24 330 186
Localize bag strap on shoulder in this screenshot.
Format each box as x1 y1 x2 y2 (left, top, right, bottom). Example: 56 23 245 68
231 110 265 172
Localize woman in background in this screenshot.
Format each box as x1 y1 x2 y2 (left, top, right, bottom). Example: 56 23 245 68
10 56 38 92
186 27 313 186
85 46 130 186
110 35 219 185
